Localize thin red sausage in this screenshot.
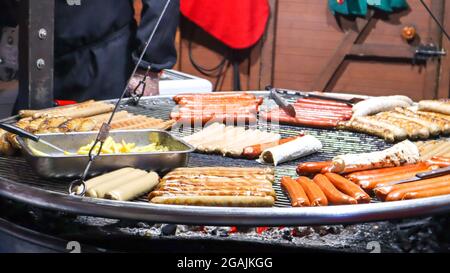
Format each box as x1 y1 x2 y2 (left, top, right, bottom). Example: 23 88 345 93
324 173 371 203
374 174 450 200
297 177 328 206
281 177 310 207
293 102 354 111
174 113 257 125
426 157 450 167
296 161 333 176
242 135 303 159
313 174 357 205
263 113 339 128
402 185 450 200
357 165 436 190
385 180 450 201
346 163 430 183
296 98 351 108
174 93 256 103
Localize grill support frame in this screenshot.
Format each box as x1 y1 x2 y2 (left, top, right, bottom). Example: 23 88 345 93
1 91 450 226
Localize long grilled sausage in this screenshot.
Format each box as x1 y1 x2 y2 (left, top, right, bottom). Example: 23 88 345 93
374 174 450 200
280 177 310 207
178 105 259 113
385 180 450 202
174 93 256 103
324 173 371 203
263 113 339 128
173 113 257 125
178 97 263 106
402 185 450 200
358 166 437 190
426 157 450 167
320 160 376 174
297 177 328 206
313 174 357 205
242 135 303 159
296 161 333 176
293 102 354 111
150 195 275 207
296 98 351 108
289 109 352 119
346 163 430 183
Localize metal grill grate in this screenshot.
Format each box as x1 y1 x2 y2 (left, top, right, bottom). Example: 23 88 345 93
0 93 392 207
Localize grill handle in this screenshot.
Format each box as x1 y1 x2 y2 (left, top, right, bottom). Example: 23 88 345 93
0 123 40 142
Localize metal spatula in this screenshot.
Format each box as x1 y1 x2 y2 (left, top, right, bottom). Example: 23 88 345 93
0 123 67 154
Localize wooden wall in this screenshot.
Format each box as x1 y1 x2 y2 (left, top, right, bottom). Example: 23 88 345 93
134 0 450 100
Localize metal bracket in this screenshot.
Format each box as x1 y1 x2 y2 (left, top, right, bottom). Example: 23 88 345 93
18 0 55 110
413 43 447 64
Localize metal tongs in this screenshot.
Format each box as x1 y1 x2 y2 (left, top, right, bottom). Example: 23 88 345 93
0 123 66 154
68 0 173 196
296 91 365 106
267 87 296 117
268 87 364 106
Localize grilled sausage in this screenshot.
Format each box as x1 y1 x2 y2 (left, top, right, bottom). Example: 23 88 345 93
263 112 339 128
296 98 351 108
297 177 328 206
19 100 95 118
281 176 310 207
156 186 276 198
358 167 437 190
339 116 407 142
150 190 271 198
326 140 420 174
313 174 357 205
418 100 450 115
296 161 333 176
374 174 450 200
167 167 274 175
352 96 412 117
173 93 257 103
75 168 136 195
426 157 450 167
174 113 257 125
293 102 353 111
402 185 450 200
0 129 15 156
242 135 303 159
150 195 275 207
422 142 450 160
346 163 429 182
86 169 148 198
323 173 370 203
105 172 160 201
373 113 429 140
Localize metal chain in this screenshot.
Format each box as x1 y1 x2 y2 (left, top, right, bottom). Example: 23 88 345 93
69 0 172 196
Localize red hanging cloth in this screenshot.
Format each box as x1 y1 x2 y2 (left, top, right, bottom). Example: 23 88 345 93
180 0 270 49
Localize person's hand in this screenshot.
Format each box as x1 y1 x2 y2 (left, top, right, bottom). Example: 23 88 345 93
127 69 160 97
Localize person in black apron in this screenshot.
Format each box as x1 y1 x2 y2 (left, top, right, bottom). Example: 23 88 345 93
0 0 179 112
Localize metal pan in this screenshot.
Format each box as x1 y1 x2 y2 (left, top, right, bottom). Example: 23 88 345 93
17 130 194 178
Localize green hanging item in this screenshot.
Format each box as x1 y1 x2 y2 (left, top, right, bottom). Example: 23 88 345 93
367 0 393 12
328 0 367 16
329 0 408 16
389 0 409 10
367 0 408 12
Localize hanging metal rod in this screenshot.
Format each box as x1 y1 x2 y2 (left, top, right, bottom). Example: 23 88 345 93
419 0 450 41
